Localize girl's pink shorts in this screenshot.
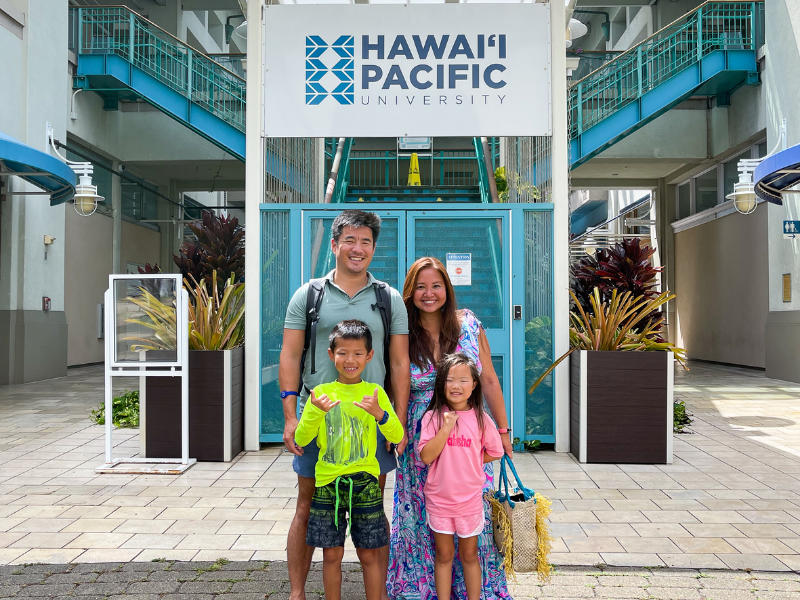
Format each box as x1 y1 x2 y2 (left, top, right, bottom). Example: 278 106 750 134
426 511 484 538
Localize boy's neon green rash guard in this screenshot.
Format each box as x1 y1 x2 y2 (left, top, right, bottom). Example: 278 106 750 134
295 380 403 486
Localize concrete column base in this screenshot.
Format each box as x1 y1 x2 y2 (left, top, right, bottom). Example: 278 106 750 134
0 310 68 385
766 310 800 384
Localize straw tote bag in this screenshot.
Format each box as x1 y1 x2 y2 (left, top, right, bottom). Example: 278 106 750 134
488 454 552 581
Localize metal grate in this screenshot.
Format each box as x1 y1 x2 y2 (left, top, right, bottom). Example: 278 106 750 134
263 138 320 204
72 7 246 132
504 136 552 203
569 2 764 140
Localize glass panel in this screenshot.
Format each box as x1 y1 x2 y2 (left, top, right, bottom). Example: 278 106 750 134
261 211 291 436
677 182 691 219
695 168 718 213
113 277 178 363
757 141 767 158
489 354 504 422
524 211 553 438
724 149 753 202
309 217 399 289
413 218 504 329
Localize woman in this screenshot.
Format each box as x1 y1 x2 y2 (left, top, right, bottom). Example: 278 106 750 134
387 257 514 600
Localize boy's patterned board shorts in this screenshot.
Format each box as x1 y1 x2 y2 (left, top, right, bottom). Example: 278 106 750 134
306 471 388 549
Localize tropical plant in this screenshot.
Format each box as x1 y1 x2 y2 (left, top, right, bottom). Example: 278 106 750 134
571 238 662 314
124 287 178 352
122 274 245 353
495 166 540 203
674 400 692 432
175 211 245 294
185 273 245 351
90 390 140 428
528 288 687 395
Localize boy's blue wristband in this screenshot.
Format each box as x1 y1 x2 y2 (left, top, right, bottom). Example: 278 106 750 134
377 411 389 426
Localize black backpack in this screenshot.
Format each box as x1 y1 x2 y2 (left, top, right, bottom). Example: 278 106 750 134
299 278 393 394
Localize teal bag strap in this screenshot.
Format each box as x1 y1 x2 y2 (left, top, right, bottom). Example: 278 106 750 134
493 454 535 508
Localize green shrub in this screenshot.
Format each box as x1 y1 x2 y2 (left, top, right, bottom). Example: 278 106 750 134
90 390 140 428
674 400 691 432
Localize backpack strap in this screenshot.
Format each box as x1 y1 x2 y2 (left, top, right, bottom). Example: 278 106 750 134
299 278 326 393
372 282 393 383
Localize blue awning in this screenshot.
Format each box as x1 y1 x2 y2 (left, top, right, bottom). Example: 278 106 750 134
754 142 800 206
0 131 76 205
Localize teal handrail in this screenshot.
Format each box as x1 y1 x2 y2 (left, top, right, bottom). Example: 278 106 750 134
472 137 491 204
570 1 764 140
72 6 246 133
331 139 354 204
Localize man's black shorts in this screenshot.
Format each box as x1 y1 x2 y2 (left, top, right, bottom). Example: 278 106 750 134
306 471 388 549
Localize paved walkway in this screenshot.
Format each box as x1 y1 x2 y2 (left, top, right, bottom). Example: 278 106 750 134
1 561 800 600
1 362 800 572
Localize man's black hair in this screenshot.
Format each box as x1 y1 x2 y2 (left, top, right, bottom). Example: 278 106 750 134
331 210 381 245
329 319 373 353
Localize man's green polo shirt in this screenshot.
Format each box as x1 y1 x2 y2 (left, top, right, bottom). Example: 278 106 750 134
284 271 408 411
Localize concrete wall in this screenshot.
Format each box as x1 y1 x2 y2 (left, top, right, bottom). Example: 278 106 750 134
763 1 800 381
64 210 162 367
674 204 769 368
0 0 70 384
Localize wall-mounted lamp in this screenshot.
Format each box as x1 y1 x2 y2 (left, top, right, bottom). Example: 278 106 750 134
726 119 788 215
47 122 104 216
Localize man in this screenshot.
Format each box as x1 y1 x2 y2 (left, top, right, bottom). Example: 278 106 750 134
279 210 410 600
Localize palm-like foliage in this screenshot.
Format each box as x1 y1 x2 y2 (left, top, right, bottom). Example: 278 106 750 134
186 273 245 351
571 238 662 313
528 288 686 395
175 211 245 294
124 287 177 352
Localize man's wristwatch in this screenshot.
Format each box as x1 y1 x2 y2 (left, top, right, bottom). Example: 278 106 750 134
280 391 299 399
377 411 389 425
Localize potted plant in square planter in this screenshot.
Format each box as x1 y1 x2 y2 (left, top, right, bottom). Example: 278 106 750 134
530 239 686 465
125 211 247 462
129 273 246 462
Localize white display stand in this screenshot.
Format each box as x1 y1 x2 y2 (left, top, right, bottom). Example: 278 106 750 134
96 274 197 475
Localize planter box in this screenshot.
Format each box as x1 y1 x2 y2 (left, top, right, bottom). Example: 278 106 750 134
140 346 244 462
570 350 673 464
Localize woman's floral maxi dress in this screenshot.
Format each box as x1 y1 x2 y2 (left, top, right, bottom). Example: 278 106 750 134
387 310 511 600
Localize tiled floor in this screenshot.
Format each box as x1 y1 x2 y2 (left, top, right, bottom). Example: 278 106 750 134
1 362 800 572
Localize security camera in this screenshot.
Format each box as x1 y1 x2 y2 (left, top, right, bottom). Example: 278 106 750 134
118 164 126 172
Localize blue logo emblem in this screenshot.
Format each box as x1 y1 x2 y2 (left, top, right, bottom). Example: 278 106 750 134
306 35 354 105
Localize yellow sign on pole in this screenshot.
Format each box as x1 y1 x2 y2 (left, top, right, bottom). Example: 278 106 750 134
407 152 421 186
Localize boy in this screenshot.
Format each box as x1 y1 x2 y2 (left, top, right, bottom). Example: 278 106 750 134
294 320 403 600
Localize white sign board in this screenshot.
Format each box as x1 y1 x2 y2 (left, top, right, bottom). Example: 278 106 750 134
262 4 552 138
447 253 472 286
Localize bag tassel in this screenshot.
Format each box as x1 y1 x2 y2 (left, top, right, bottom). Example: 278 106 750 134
488 492 554 584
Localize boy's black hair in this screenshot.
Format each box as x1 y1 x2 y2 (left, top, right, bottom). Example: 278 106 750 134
329 319 373 353
331 210 381 245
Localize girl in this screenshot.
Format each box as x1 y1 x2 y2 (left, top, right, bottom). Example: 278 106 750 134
418 353 505 600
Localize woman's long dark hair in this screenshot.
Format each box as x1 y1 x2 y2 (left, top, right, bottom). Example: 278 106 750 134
426 353 486 434
403 257 460 370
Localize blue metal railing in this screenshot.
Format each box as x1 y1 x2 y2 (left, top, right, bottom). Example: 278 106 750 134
570 1 764 141
472 137 491 204
70 6 246 133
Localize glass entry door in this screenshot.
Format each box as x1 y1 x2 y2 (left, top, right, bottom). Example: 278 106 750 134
407 211 512 420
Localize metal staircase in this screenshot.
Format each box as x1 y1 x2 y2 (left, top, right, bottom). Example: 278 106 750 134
570 1 764 168
70 7 245 161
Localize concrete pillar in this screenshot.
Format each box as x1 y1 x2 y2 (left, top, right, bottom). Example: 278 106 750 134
551 1 570 453
244 0 266 451
112 160 122 274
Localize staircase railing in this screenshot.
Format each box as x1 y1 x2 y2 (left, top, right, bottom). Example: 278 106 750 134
71 6 246 133
472 137 491 204
330 138 354 204
570 1 764 141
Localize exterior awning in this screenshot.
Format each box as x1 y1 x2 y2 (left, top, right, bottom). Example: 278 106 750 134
754 142 800 206
0 131 76 205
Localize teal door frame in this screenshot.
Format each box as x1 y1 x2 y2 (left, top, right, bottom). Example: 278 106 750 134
259 203 555 445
